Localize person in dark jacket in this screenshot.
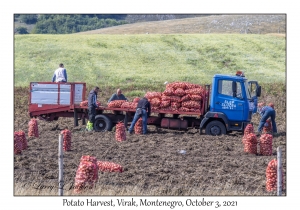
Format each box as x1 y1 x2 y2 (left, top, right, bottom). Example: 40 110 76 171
257 102 277 134
128 97 151 135
86 86 100 131
108 89 128 103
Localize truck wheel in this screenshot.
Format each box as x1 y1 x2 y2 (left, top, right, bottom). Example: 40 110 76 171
205 121 226 136
94 115 112 132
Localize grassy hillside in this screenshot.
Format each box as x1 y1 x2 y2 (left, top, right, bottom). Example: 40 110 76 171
14 34 285 95
78 15 286 35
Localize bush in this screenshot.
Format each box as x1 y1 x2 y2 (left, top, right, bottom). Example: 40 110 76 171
14 14 20 21
19 14 38 24
32 15 127 34
16 26 28 34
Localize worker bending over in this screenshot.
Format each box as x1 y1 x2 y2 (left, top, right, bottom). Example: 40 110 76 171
128 96 151 135
257 102 277 134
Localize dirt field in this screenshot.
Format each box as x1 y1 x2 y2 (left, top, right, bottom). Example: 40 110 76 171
13 87 286 196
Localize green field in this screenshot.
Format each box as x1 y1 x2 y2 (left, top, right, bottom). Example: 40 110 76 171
14 34 286 94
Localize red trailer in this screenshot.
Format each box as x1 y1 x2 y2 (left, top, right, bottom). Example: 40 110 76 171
29 82 87 121
29 82 210 132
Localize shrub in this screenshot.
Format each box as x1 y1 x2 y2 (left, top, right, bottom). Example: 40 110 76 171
16 26 28 34
19 14 38 24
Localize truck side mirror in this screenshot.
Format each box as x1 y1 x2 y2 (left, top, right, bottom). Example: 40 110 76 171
256 86 261 97
232 81 237 97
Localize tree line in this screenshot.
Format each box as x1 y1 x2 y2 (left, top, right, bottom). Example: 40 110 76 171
15 14 127 34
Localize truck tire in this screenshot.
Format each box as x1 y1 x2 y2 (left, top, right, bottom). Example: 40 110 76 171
94 115 112 132
205 120 226 136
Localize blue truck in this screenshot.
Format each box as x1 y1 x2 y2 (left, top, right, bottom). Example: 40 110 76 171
199 71 261 135
28 71 261 135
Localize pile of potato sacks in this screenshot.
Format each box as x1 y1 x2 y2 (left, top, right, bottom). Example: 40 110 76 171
15 118 39 155
134 118 143 134
115 121 126 141
74 155 123 193
145 82 205 112
61 129 72 151
263 119 272 133
80 100 101 107
242 124 273 156
14 130 27 155
243 133 258 154
242 126 281 192
108 100 125 108
260 134 273 156
266 159 284 192
242 124 257 154
243 123 254 136
97 161 123 173
74 155 99 193
28 118 39 137
120 101 138 109
107 82 205 113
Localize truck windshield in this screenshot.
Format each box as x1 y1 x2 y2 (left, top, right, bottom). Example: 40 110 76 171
244 81 251 99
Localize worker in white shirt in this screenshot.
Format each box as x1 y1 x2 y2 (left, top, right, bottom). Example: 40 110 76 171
52 63 68 82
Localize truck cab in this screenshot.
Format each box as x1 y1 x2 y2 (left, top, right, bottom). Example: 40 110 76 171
200 71 261 135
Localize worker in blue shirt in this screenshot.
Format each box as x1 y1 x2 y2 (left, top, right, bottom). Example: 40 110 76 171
108 89 128 103
52 63 67 82
257 103 277 134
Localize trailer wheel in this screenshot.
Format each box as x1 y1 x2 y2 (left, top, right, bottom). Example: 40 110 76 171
94 115 112 132
205 121 226 136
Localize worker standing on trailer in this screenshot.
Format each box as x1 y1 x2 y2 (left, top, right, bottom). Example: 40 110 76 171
86 86 100 131
108 89 128 103
128 96 151 135
52 63 68 82
257 102 277 134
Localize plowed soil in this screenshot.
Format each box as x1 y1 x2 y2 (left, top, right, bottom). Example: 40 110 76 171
14 87 286 196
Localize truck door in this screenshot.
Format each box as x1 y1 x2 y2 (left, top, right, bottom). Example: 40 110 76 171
213 79 244 121
248 81 261 114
